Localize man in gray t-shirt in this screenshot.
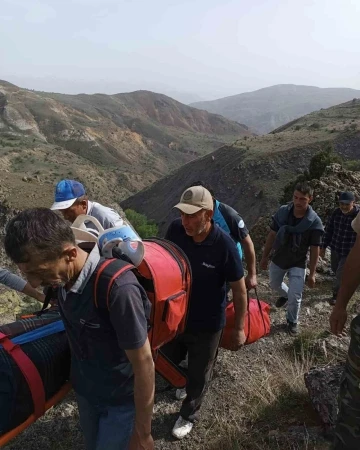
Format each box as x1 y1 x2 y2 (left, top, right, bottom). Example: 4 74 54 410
4 208 154 450
50 179 123 234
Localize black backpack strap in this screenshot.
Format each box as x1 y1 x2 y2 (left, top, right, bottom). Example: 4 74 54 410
36 287 58 316
94 259 135 310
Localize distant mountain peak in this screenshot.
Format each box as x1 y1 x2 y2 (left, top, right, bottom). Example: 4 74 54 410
191 84 360 134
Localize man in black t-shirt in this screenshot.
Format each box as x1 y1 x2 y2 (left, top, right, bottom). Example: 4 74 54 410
164 186 247 440
189 181 257 289
260 183 324 336
4 208 154 450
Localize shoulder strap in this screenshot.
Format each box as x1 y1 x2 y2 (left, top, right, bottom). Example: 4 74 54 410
94 259 135 310
37 287 58 317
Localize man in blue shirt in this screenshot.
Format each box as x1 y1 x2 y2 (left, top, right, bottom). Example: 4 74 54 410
164 186 247 440
189 181 257 290
320 191 359 305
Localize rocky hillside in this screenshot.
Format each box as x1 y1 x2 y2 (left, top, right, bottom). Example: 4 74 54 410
250 163 360 258
123 99 360 235
0 80 250 207
191 84 360 134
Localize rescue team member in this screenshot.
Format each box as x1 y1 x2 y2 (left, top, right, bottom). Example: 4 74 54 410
4 208 154 450
320 191 359 305
0 267 45 302
330 210 360 450
51 179 124 234
190 181 257 290
164 186 247 439
260 182 324 335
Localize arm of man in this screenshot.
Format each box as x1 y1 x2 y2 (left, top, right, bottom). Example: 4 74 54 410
108 274 154 449
229 277 247 350
308 246 320 288
22 282 46 302
223 236 246 350
241 235 257 289
126 340 155 450
320 212 334 257
107 209 124 228
0 268 44 302
260 230 277 270
330 233 360 335
308 229 323 288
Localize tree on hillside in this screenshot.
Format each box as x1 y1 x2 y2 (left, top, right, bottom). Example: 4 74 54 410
280 143 342 203
125 209 158 239
308 143 341 180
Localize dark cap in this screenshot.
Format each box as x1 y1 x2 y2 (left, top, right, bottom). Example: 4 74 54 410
339 191 355 204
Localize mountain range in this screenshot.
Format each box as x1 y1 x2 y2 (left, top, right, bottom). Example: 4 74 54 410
191 84 360 134
0 80 250 208
123 98 360 234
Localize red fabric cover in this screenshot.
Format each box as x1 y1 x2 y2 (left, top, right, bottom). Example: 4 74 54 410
0 332 45 418
220 298 271 349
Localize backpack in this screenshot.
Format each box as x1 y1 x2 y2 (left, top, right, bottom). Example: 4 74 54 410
39 239 191 389
90 238 192 388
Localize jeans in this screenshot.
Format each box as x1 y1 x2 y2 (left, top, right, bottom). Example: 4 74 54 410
76 394 135 450
330 251 347 299
161 329 222 422
269 262 306 324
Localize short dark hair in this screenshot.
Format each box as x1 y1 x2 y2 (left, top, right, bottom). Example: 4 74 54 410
294 182 314 197
189 181 215 197
5 208 76 263
73 194 88 205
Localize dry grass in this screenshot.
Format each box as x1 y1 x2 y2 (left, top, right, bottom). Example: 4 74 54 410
205 343 332 450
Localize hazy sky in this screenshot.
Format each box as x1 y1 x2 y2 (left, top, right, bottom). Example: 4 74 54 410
1 0 360 101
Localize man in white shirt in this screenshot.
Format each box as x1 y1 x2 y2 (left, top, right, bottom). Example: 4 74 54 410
50 179 123 234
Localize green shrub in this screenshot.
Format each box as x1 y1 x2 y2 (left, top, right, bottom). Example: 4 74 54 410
343 160 360 172
308 143 342 180
125 209 158 238
309 122 320 130
280 143 342 203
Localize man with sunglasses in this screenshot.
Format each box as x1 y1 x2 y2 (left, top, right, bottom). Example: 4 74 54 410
320 191 359 305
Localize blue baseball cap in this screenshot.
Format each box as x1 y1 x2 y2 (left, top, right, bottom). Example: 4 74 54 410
339 191 355 204
51 179 86 210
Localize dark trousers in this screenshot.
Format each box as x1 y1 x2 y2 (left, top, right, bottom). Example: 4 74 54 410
162 329 222 422
330 251 347 299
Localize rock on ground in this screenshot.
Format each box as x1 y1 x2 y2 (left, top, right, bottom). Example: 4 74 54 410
304 363 345 429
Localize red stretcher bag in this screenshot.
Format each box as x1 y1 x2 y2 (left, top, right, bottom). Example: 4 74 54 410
221 290 270 349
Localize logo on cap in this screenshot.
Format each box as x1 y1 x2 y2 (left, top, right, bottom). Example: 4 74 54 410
183 190 193 201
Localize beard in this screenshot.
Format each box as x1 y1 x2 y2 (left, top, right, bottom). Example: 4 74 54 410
195 217 209 236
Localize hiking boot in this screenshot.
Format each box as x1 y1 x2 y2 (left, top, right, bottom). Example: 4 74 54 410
172 416 193 439
175 388 187 400
275 296 288 308
287 321 299 336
